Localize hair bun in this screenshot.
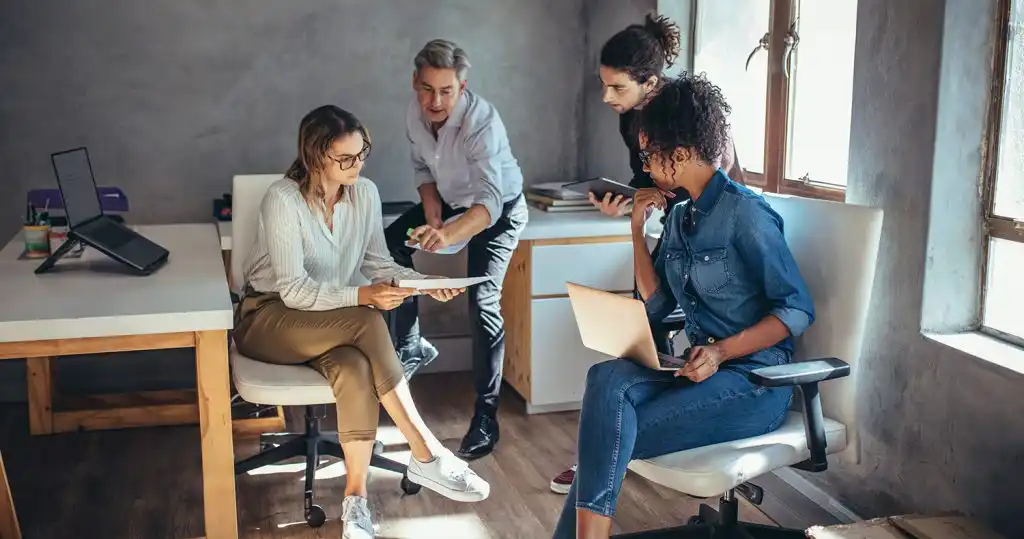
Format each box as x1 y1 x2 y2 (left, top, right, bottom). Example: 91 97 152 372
643 14 682 68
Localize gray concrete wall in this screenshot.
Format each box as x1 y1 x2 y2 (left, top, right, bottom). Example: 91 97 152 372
801 0 1024 536
0 0 586 399
582 0 656 180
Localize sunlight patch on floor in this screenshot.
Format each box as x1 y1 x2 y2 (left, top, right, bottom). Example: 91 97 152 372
377 512 490 538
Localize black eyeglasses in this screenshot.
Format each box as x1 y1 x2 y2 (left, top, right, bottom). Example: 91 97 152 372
328 141 371 170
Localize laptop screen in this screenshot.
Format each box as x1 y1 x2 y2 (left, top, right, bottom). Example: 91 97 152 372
51 148 103 228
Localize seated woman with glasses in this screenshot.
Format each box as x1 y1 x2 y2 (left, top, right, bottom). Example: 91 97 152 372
552 74 815 539
234 105 490 539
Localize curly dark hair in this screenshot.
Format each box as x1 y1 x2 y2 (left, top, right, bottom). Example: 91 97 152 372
600 13 682 83
635 72 731 166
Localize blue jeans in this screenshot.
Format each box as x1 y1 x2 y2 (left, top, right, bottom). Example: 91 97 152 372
552 357 791 539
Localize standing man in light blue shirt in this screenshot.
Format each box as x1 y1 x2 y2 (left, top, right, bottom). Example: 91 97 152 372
385 39 528 460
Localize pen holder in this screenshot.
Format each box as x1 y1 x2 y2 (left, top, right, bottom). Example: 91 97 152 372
23 225 50 259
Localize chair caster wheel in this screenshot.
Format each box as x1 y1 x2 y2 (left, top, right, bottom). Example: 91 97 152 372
688 516 704 525
401 475 422 495
305 504 327 528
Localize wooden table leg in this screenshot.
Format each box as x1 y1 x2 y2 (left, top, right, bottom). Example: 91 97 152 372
194 330 238 539
0 452 21 539
25 357 53 435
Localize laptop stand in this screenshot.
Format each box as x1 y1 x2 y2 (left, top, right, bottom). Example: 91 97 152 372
34 236 83 274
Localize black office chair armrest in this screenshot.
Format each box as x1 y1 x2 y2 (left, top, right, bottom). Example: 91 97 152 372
748 357 850 473
748 358 849 387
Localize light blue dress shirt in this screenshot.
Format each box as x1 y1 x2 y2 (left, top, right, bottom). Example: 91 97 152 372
406 90 524 227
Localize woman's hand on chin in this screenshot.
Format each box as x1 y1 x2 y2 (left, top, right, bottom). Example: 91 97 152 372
631 187 673 232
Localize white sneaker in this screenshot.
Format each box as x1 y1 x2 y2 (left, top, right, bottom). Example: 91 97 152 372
406 450 490 502
342 496 375 539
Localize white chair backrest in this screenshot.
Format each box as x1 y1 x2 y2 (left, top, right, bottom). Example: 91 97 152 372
230 174 285 295
763 193 883 465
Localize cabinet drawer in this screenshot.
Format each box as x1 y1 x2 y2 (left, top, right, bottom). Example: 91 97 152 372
530 242 633 296
528 297 611 407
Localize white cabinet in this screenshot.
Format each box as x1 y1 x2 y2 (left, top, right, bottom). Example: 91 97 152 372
531 242 635 296
502 236 634 414
528 297 610 408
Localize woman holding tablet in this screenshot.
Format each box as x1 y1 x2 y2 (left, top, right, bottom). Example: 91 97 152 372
234 105 488 539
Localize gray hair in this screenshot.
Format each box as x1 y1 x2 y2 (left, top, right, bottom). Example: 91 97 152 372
414 39 471 81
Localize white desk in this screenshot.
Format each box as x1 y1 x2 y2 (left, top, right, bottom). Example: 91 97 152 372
216 220 233 251
0 224 239 539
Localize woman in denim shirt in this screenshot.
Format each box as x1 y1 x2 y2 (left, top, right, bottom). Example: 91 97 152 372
552 73 815 539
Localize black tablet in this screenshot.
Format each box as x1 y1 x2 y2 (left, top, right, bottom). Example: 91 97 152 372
561 177 637 200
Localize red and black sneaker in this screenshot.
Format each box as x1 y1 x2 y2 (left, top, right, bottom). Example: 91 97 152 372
549 464 577 494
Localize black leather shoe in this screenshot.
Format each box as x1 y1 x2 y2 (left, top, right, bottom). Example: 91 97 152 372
456 409 500 460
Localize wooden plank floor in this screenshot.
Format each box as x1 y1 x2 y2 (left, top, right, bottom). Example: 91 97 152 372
0 372 773 538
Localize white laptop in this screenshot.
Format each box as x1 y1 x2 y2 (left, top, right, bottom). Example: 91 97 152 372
566 282 687 371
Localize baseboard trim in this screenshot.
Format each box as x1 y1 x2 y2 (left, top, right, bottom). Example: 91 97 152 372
769 468 861 525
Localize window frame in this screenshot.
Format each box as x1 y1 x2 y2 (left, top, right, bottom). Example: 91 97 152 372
980 0 1024 347
723 0 849 203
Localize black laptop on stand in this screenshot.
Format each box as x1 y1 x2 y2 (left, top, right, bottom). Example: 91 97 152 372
35 147 169 275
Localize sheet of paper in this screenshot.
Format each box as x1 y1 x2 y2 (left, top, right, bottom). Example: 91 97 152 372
396 276 493 290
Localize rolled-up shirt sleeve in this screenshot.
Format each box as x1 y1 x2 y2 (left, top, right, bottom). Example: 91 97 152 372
735 200 815 337
464 113 508 228
409 132 435 188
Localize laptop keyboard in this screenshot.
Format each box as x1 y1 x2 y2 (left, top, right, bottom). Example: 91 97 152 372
95 222 136 249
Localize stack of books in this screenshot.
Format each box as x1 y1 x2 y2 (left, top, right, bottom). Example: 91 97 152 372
525 182 597 213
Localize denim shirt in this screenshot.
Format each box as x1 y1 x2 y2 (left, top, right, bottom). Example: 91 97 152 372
644 170 815 367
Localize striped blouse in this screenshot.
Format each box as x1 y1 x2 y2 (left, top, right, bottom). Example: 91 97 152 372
244 177 424 311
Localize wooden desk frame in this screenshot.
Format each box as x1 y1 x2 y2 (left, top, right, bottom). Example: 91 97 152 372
5 247 284 439
0 451 19 539
0 330 239 539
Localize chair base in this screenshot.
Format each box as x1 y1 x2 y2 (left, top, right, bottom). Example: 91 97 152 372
234 405 420 529
613 492 805 539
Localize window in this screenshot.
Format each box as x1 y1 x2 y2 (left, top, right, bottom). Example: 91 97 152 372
692 0 858 201
982 0 1024 345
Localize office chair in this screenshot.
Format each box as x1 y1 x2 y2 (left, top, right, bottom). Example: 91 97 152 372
228 174 419 529
616 194 883 538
